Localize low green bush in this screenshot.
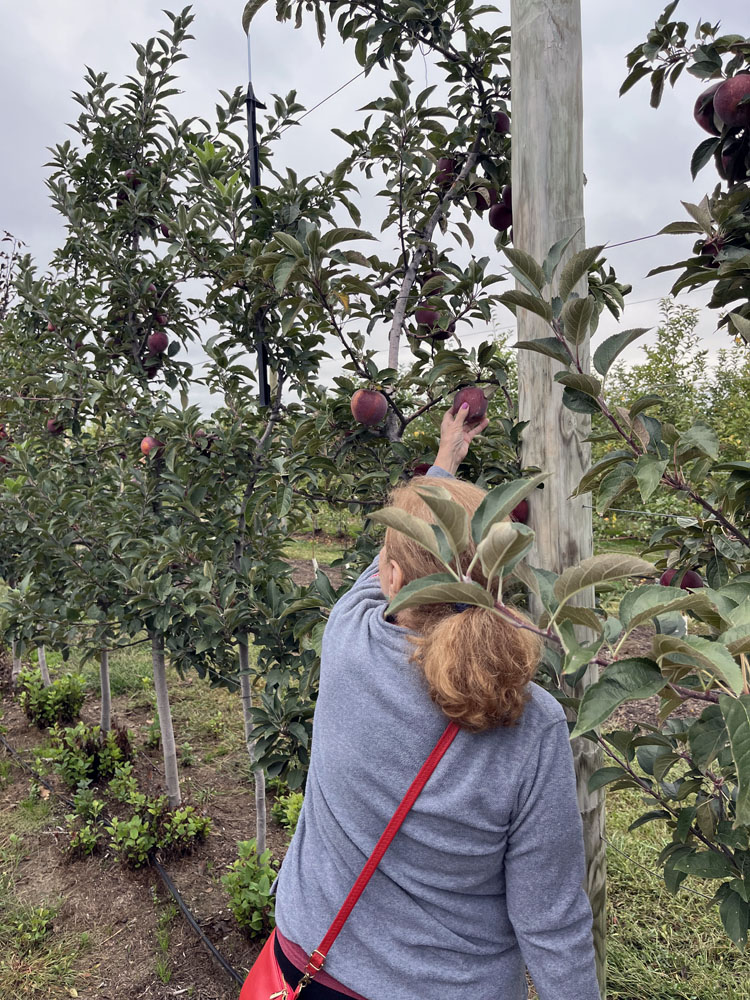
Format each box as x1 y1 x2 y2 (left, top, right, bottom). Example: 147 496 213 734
271 791 304 835
105 791 211 868
17 669 85 728
223 840 278 935
48 722 134 788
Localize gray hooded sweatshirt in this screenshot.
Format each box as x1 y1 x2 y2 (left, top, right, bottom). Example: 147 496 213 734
273 466 601 1000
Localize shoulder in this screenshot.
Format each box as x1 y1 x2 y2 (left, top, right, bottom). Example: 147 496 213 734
520 682 568 733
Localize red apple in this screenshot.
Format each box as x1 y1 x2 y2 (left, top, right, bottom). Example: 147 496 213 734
510 499 529 524
659 568 704 590
412 462 432 477
501 184 512 208
493 111 510 134
415 306 440 329
147 283 157 295
714 74 750 129
154 313 168 327
140 435 163 456
488 203 513 232
123 168 141 188
450 386 488 427
160 223 171 238
46 418 63 435
694 81 723 136
474 186 499 213
350 388 388 426
147 331 169 354
46 321 56 332
436 157 456 187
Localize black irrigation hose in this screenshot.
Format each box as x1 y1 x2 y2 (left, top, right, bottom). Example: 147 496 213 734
0 729 245 990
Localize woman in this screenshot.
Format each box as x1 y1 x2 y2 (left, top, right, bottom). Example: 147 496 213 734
271 402 601 1000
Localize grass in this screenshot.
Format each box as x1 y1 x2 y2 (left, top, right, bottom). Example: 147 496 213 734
0 837 90 1000
605 789 750 999
283 535 347 563
42 641 153 698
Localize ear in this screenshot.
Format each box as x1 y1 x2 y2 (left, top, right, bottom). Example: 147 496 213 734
387 559 405 599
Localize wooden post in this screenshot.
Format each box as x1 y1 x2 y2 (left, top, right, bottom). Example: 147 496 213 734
37 645 51 687
511 1 606 995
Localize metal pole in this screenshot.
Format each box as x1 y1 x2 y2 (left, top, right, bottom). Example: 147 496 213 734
244 18 271 407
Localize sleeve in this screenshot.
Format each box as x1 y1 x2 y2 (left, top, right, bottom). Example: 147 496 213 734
426 464 454 479
504 719 602 1000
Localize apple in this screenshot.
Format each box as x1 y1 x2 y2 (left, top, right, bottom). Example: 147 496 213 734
488 203 512 232
694 82 723 136
47 321 56 332
350 388 388 426
510 499 529 524
493 110 510 134
116 189 129 206
659 568 704 590
412 462 432 477
123 168 141 188
714 74 750 129
140 435 163 456
436 157 456 187
147 283 157 295
501 184 512 208
474 186 499 213
160 223 171 238
154 313 168 327
147 331 169 354
415 306 441 329
450 386 488 427
46 418 63 435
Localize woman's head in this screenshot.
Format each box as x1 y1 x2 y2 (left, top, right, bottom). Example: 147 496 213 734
381 475 542 731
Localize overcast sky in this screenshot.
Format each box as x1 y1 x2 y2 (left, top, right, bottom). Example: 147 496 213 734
1 1 746 405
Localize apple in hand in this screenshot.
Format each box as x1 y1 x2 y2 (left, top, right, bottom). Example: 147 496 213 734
450 386 487 427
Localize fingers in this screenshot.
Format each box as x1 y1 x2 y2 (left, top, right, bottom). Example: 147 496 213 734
465 415 489 440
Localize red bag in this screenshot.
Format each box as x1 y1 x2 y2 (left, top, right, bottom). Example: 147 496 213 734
239 721 459 999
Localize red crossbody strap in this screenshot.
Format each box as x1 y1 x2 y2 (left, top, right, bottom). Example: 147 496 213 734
296 720 460 988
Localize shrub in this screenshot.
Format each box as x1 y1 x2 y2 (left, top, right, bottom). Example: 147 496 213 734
105 793 211 868
106 813 158 867
3 904 56 953
65 817 103 858
48 722 134 788
223 839 278 935
17 668 85 728
161 807 211 853
271 791 304 835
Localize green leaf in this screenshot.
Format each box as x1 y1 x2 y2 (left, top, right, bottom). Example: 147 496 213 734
563 387 602 415
691 137 721 179
513 337 572 367
367 508 449 567
596 464 636 515
572 658 666 736
680 198 713 235
415 484 470 561
319 227 376 250
672 850 736 879
654 636 745 696
588 766 636 793
242 0 270 32
386 574 494 617
558 246 605 302
633 455 668 502
499 289 553 323
573 451 635 498
471 474 546 545
541 605 604 635
555 372 602 397
476 523 534 583
503 247 546 293
687 706 728 769
729 313 750 345
657 221 705 236
619 585 715 632
592 327 650 377
678 420 719 461
561 296 595 345
629 394 664 419
554 554 656 604
720 694 750 827
542 232 580 283
719 890 749 949
273 259 300 294
274 232 306 258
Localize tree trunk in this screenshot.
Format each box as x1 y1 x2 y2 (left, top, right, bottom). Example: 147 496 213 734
37 645 51 687
150 633 181 809
511 0 606 995
99 649 111 732
11 639 22 688
239 637 266 853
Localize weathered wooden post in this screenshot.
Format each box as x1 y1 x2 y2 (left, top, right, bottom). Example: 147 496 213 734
510 0 606 995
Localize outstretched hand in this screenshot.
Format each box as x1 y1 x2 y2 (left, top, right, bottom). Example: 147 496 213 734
434 403 489 476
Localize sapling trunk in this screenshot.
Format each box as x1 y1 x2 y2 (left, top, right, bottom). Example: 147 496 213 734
10 639 22 687
99 649 111 732
150 632 181 809
37 645 51 687
239 637 266 853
